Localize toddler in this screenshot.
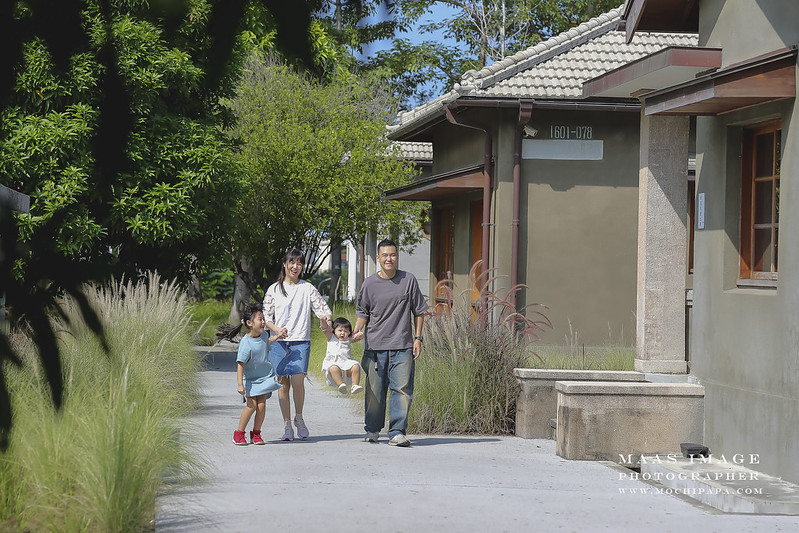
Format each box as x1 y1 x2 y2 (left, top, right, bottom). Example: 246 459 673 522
321 317 363 395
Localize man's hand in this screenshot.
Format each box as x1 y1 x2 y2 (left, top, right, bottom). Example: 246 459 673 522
413 339 422 359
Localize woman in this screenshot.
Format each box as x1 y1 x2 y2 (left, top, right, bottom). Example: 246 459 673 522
264 249 332 440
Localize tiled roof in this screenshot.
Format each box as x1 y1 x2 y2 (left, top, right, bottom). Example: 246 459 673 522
388 5 698 137
391 141 433 161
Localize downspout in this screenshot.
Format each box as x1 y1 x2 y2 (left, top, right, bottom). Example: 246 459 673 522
513 100 535 309
443 104 493 314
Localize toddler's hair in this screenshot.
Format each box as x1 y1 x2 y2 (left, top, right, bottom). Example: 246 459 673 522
215 302 264 342
331 317 352 334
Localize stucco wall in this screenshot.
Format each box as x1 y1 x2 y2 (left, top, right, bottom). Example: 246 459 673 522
511 109 640 346
700 0 799 65
692 92 799 484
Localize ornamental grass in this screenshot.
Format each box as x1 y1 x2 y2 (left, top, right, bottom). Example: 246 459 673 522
0 273 204 532
410 262 551 435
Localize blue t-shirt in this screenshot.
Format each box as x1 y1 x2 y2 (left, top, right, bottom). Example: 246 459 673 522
236 334 282 397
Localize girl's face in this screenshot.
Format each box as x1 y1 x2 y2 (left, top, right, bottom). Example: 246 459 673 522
284 257 303 282
247 311 266 337
334 325 351 340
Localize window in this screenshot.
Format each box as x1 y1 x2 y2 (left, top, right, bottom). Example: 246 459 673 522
740 121 780 282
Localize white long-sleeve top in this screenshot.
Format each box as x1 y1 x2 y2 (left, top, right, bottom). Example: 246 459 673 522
263 280 331 341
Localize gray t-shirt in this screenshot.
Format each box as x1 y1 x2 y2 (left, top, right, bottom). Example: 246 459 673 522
356 270 429 351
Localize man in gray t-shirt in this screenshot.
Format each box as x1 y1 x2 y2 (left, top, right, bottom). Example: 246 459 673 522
353 239 428 447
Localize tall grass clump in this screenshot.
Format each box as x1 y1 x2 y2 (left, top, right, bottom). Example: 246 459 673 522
410 263 551 434
0 273 204 532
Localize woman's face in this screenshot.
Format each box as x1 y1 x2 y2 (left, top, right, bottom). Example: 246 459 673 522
284 257 303 282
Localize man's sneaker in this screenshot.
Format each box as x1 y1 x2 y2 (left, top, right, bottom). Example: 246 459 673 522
233 430 248 446
388 433 411 447
250 430 265 445
350 384 364 395
281 421 294 441
363 431 379 443
337 383 348 395
294 415 309 439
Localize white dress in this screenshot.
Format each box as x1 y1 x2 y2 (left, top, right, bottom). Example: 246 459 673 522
321 337 360 386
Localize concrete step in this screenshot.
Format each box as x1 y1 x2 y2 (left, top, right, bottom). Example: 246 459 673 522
640 454 799 514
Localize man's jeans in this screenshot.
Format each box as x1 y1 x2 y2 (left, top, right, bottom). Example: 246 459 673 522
362 349 415 437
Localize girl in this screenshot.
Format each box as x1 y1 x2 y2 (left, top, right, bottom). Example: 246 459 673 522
322 317 364 395
264 249 332 441
233 302 282 446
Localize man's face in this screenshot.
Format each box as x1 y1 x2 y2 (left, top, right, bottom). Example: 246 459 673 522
378 245 399 275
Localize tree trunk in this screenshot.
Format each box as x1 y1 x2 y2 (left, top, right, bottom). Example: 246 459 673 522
229 256 256 324
187 255 203 302
330 244 341 302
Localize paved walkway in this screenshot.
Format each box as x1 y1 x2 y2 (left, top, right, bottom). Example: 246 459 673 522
156 344 799 532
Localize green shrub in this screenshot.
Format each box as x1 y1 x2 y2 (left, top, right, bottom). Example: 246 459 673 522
411 264 551 434
0 274 204 531
191 298 233 345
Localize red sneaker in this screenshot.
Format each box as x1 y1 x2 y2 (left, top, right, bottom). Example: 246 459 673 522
233 430 248 446
250 430 265 445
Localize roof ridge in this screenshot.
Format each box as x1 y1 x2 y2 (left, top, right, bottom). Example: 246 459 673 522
455 5 624 94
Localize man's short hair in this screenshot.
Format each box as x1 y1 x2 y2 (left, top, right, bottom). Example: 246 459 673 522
377 238 397 252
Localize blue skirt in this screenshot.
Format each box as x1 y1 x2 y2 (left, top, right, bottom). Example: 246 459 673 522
269 340 311 376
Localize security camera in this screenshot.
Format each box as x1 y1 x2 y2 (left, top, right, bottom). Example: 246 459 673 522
523 125 538 138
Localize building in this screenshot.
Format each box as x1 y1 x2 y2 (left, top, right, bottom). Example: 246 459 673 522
386 7 696 347
584 0 799 483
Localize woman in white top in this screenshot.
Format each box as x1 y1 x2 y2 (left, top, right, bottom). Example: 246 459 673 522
264 249 332 441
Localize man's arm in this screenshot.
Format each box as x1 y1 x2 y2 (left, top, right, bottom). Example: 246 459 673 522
412 314 424 359
352 317 367 342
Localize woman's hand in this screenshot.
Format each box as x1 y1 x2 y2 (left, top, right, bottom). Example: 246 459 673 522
237 384 245 396
276 327 288 339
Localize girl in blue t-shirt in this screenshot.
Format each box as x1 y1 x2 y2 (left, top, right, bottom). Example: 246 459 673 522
232 302 282 445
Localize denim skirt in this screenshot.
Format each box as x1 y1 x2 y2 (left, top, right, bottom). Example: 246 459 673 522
269 340 311 376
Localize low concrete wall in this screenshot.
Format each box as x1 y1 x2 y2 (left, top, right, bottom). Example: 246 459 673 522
555 381 704 463
513 369 646 439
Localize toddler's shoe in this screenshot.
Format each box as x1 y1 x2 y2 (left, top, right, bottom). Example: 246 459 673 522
350 384 364 394
250 430 265 445
233 430 248 446
294 414 310 439
281 421 294 441
338 383 349 395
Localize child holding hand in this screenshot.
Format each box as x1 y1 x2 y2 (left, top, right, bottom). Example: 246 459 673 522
233 302 282 445
321 317 364 395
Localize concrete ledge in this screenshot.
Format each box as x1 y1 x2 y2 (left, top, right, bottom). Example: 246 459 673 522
634 359 687 373
556 381 704 463
641 455 799 514
513 369 645 439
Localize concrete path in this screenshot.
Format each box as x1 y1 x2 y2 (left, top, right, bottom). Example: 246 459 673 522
156 344 799 532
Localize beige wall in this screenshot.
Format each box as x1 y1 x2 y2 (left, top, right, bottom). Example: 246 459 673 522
692 95 799 483
430 107 641 347
701 0 799 65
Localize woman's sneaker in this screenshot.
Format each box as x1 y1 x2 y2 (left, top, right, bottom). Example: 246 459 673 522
281 421 294 441
250 430 265 445
233 430 248 446
294 414 310 439
350 384 364 395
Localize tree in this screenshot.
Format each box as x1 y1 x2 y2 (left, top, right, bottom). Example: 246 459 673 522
225 51 423 318
0 0 245 285
0 0 322 450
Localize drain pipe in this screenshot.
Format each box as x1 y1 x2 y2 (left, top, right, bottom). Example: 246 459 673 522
512 100 535 309
443 103 493 314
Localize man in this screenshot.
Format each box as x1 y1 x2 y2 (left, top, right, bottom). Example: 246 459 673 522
352 238 427 447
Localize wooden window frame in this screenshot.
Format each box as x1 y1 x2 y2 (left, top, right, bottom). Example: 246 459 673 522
739 120 780 285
